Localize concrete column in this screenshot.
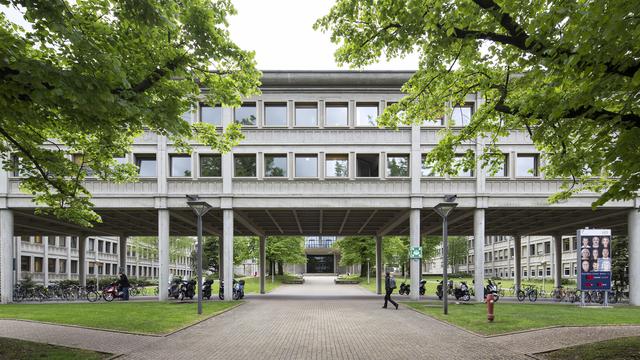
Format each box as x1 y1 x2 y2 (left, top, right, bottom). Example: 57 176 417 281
513 235 522 293
16 236 21 283
78 235 87 287
119 235 127 273
158 209 170 300
66 237 71 280
409 209 420 300
0 209 14 303
259 236 266 294
375 235 383 295
223 209 234 301
43 236 49 286
629 209 640 306
218 236 224 282
473 209 485 302
553 234 562 288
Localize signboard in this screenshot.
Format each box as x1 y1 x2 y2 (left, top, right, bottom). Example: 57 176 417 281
409 246 422 259
577 229 612 291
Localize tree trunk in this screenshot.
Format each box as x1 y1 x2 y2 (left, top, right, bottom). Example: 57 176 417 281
277 261 284 276
401 264 405 277
360 262 367 277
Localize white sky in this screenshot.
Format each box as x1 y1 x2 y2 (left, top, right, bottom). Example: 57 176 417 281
1 0 419 70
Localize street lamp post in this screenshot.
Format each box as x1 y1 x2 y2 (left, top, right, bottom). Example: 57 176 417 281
186 195 212 315
434 196 458 315
367 258 370 284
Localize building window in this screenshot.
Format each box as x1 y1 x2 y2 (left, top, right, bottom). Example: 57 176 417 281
510 248 514 258
59 259 66 273
200 103 222 126
88 262 95 275
325 154 348 177
523 269 528 277
516 154 539 177
454 155 474 177
34 257 43 273
113 244 117 254
47 236 55 247
544 241 551 254
33 235 42 244
113 264 118 274
105 242 111 253
59 236 66 248
21 256 30 272
135 154 157 177
546 267 551 276
563 238 570 252
106 263 111 275
234 154 257 177
564 266 570 276
421 154 435 176
170 155 192 177
200 154 221 177
264 103 288 126
325 103 348 126
88 238 95 251
71 260 78 274
71 237 78 249
98 240 104 253
295 103 318 126
264 154 288 177
450 105 473 126
295 154 318 177
181 109 193 123
489 154 509 177
72 154 95 177
386 154 409 177
356 154 379 177
48 258 56 273
538 268 543 277
529 244 535 256
234 103 256 126
356 103 378 126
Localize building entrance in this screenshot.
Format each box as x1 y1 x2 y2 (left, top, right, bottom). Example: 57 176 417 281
306 255 334 273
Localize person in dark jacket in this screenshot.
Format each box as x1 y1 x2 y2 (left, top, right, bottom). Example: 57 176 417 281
118 271 130 301
383 272 398 309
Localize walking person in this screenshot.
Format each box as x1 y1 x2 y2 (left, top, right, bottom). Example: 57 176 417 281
383 271 398 310
118 270 130 301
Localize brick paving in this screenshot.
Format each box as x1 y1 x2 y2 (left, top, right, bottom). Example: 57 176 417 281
0 276 637 359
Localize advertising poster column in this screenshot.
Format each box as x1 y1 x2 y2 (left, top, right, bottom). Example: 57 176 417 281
577 229 612 306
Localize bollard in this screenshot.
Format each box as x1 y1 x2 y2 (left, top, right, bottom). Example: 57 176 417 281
486 293 495 322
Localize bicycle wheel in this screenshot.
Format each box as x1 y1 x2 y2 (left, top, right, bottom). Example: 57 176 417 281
87 291 99 302
584 292 592 303
529 290 538 302
517 290 525 302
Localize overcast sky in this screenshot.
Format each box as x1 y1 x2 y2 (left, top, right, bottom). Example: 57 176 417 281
1 0 418 71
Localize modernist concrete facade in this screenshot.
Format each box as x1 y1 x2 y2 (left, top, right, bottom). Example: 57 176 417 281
15 235 193 286
0 71 638 304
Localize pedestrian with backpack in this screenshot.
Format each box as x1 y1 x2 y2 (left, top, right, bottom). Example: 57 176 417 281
383 271 398 309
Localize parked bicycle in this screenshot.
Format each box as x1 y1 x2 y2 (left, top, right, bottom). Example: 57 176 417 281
517 284 538 302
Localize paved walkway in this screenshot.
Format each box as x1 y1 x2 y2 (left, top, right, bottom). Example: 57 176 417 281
0 276 638 359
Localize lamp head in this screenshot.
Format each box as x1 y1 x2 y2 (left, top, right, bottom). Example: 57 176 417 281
434 202 458 218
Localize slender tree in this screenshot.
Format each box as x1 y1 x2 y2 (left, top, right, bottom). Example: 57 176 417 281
333 236 376 277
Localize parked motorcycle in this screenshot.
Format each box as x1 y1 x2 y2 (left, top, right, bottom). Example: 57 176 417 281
102 282 125 302
168 278 182 299
398 282 410 295
484 279 500 302
179 279 196 301
436 280 444 300
202 279 214 300
419 279 426 296
453 281 471 301
219 279 245 300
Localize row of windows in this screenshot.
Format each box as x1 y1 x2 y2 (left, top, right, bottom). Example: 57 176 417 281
485 265 579 278
19 257 187 278
186 101 474 128
131 152 541 178
21 256 75 274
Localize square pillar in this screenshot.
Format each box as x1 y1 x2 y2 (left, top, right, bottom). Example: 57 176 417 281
629 209 640 306
473 209 485 302
513 235 522 293
119 235 127 273
78 235 87 287
553 234 562 288
0 209 14 303
259 236 266 294
43 236 49 287
158 209 170 301
218 236 224 282
223 209 234 301
66 237 71 280
409 209 420 300
375 235 383 295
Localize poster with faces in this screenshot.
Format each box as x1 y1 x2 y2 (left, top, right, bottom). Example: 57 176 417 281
579 235 611 272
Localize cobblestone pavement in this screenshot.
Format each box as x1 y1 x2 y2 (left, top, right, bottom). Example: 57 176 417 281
1 276 638 359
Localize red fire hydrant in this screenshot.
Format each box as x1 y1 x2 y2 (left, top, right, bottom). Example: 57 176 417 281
486 293 495 322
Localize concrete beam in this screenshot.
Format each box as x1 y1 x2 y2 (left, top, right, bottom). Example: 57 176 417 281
234 210 265 237
265 209 284 234
293 210 303 234
357 210 378 234
377 210 410 237
338 210 351 235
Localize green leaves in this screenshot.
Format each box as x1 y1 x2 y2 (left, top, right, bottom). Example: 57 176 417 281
319 0 640 206
1 0 260 226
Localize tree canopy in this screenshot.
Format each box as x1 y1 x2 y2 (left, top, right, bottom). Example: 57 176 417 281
334 236 375 276
316 0 640 207
0 0 260 226
265 236 306 267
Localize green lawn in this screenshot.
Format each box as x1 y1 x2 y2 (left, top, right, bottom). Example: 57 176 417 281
539 336 640 360
404 301 640 335
207 275 284 295
0 337 110 359
360 275 573 297
0 301 240 335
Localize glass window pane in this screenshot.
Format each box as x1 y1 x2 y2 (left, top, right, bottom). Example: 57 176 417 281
386 154 409 177
454 155 473 177
356 154 379 177
234 154 256 177
201 104 222 126
516 155 538 177
234 103 256 126
451 106 472 126
356 104 378 126
325 104 348 126
264 154 288 177
421 154 435 176
295 104 318 126
489 154 508 177
181 109 193 123
136 155 156 177
170 156 191 177
326 154 348 177
200 154 221 177
295 155 318 177
265 103 288 126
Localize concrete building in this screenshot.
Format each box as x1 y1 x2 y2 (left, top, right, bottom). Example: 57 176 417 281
16 235 193 286
0 71 638 304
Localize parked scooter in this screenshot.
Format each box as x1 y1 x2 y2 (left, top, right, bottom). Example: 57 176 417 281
168 278 182 299
202 279 214 300
436 280 444 300
102 282 125 302
179 279 196 301
219 279 245 300
484 279 500 302
419 279 426 295
453 281 471 301
398 282 410 295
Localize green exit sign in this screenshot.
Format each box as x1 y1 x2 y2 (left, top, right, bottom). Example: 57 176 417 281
409 246 422 259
